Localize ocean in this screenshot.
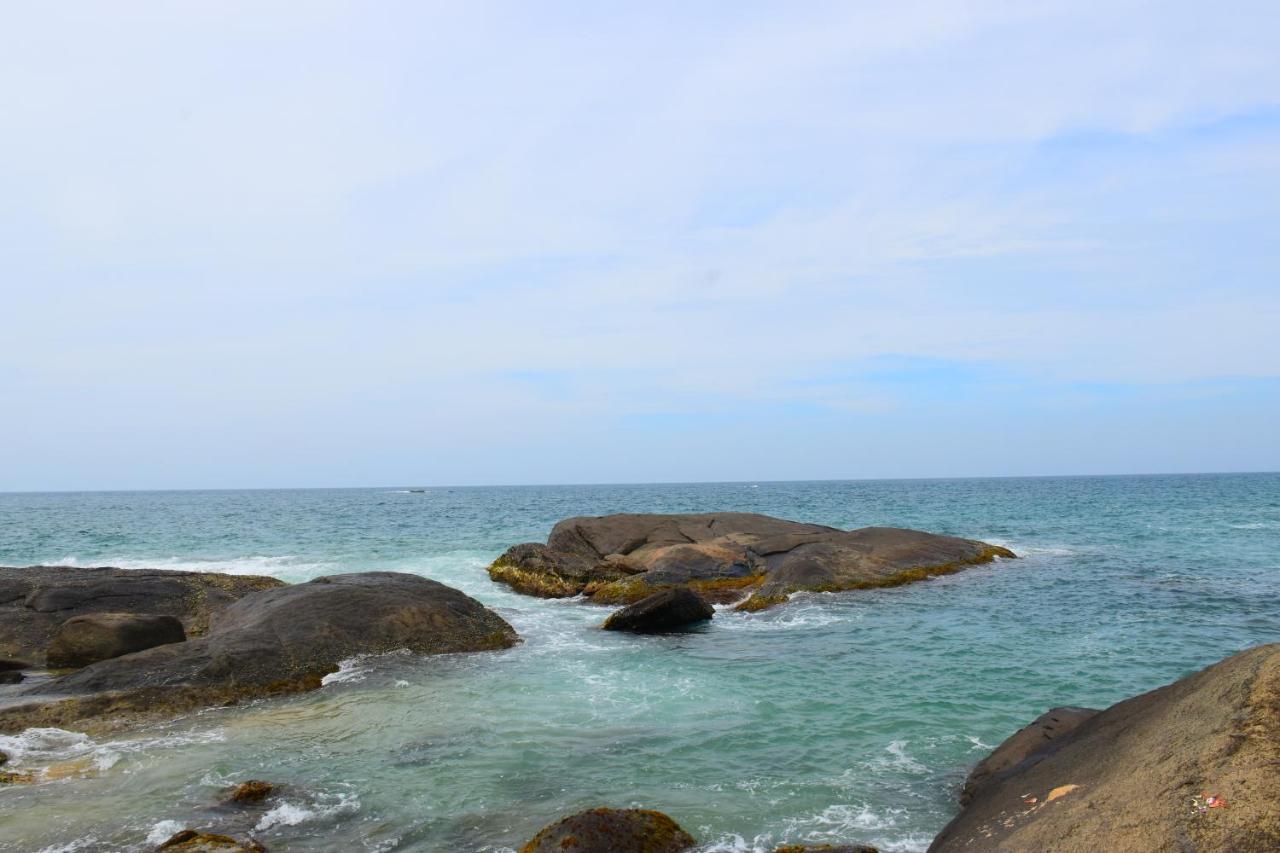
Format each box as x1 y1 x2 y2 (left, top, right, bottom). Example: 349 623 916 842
1 474 1278 852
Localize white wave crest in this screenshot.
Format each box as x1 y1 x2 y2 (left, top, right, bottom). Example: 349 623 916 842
255 790 360 831
49 554 338 581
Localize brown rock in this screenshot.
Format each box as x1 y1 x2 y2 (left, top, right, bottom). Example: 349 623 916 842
929 643 1280 852
960 706 1098 805
520 807 696 853
156 829 265 851
47 613 186 669
490 513 1013 610
224 779 276 805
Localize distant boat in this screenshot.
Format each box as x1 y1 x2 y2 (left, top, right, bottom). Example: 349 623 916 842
408 489 426 493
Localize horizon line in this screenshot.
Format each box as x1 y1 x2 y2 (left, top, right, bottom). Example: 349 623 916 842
2 468 1277 495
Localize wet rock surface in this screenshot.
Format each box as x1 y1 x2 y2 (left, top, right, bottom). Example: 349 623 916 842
0 572 518 734
156 829 266 851
520 807 696 853
601 586 715 633
930 642 1280 852
0 566 284 666
491 513 1013 610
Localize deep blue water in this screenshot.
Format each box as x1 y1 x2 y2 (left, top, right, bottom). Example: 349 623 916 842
1 474 1278 852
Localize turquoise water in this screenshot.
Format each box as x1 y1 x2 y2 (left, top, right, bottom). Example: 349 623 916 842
1 474 1278 852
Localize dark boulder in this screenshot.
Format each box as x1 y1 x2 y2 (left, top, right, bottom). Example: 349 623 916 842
0 658 30 672
602 587 715 633
520 807 696 853
47 613 186 669
490 513 1013 610
0 671 23 684
156 829 265 851
930 643 1280 852
0 572 518 735
0 566 284 666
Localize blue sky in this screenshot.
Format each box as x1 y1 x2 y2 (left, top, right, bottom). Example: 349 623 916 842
2 2 1278 489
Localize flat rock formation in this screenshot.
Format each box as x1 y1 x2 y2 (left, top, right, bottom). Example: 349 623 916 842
520 807 696 853
0 566 284 666
930 642 1280 852
490 513 1013 610
47 612 186 669
0 572 518 734
601 587 714 633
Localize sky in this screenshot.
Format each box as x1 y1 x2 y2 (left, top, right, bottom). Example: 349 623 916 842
2 1 1279 490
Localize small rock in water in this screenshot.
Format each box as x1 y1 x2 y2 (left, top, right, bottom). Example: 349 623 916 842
156 829 266 851
224 780 276 805
47 612 186 669
0 658 30 672
521 807 696 852
0 670 23 684
601 587 714 633
0 769 37 784
0 749 8 766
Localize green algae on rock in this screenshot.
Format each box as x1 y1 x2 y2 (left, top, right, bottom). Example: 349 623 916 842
489 513 1014 610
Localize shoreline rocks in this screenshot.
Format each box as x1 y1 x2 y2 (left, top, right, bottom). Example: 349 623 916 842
490 513 1013 610
930 642 1280 852
0 566 284 667
0 571 518 735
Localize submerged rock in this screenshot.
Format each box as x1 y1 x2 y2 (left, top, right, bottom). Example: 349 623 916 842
156 829 266 851
47 612 186 669
602 587 714 633
0 572 518 734
0 566 284 666
520 807 696 853
0 671 22 684
223 780 277 805
930 642 1280 852
490 513 1013 610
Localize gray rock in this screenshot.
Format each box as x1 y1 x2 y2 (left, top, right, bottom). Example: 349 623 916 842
47 613 186 669
0 572 518 735
0 566 284 666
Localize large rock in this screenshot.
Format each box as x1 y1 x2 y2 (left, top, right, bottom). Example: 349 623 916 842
0 572 518 734
47 612 186 669
490 513 1013 610
520 807 696 853
602 587 714 633
0 566 284 666
959 706 1098 806
930 643 1280 852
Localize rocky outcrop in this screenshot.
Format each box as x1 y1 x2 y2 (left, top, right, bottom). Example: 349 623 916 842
602 587 714 633
490 513 1013 610
0 572 518 734
47 613 186 669
156 829 266 851
520 807 696 853
0 566 284 666
930 643 1280 852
